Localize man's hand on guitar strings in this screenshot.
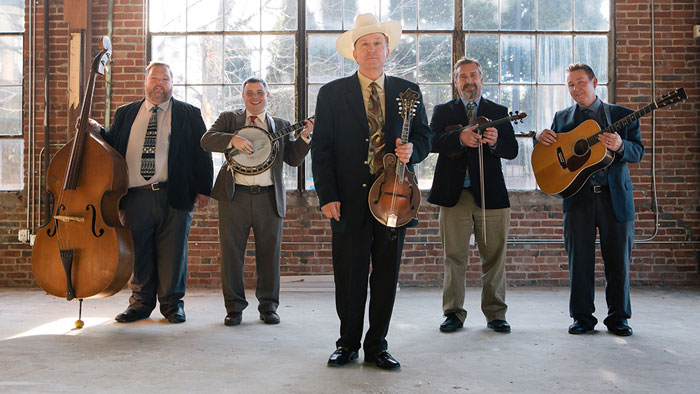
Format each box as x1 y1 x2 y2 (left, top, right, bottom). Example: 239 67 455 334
598 132 622 151
536 129 557 146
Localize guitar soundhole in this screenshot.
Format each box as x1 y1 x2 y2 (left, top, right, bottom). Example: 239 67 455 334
572 139 589 156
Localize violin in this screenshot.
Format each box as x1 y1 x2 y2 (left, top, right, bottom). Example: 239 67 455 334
368 88 421 230
31 37 133 321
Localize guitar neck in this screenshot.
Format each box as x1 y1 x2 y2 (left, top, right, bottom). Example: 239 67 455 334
270 117 312 142
586 102 657 145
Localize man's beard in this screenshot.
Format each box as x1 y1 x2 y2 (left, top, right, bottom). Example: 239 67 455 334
460 84 479 100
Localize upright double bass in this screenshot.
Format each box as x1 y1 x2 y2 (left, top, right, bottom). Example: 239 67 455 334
32 37 133 310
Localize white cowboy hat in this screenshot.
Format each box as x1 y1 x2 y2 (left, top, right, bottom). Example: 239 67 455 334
336 13 402 61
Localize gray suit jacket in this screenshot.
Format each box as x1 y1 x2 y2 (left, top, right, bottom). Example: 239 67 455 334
200 109 310 218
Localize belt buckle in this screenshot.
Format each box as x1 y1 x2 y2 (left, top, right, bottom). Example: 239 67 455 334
251 185 264 193
592 185 602 194
151 182 161 191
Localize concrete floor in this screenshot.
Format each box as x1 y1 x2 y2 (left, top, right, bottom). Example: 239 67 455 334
1 286 698 394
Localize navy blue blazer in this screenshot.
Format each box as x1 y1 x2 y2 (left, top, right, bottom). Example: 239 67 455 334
311 73 432 232
550 102 644 222
101 98 213 211
428 97 518 209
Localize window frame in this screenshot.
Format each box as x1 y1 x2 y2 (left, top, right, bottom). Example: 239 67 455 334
146 0 613 192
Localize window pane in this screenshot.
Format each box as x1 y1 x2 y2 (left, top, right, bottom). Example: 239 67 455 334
150 0 186 32
151 36 187 84
185 85 223 128
188 0 223 32
501 35 535 83
262 35 295 83
306 0 343 30
418 34 451 83
224 0 260 31
465 35 498 83
416 153 437 189
267 85 295 123
499 85 535 133
537 85 571 130
501 0 534 31
343 2 379 29
387 34 417 81
481 84 498 101
574 0 610 31
0 86 22 136
224 35 261 84
308 35 344 83
262 0 297 31
386 0 417 30
538 35 572 84
0 36 23 84
574 35 608 84
418 0 453 30
595 86 608 102
421 84 452 120
504 138 536 190
187 35 223 84
463 0 498 30
537 0 572 31
223 85 244 110
0 139 23 190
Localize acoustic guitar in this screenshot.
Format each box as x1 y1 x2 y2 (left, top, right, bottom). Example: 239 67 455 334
531 88 687 198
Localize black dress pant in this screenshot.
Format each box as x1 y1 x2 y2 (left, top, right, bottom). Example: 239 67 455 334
332 211 405 355
119 188 192 317
563 185 633 328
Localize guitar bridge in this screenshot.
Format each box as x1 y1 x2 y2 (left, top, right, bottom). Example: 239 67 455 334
556 147 567 169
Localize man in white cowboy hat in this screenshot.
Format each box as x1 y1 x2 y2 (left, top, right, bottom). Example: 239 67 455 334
311 13 431 371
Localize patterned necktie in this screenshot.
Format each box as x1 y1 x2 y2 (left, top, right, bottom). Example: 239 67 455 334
140 105 159 180
466 102 476 123
367 82 385 175
584 108 607 184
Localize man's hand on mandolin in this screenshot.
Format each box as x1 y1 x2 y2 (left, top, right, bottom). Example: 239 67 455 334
394 138 413 164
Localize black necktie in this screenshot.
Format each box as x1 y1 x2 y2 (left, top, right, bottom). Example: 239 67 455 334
140 105 159 180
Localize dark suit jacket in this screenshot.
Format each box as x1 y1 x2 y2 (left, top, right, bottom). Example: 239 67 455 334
427 97 518 209
200 109 310 218
101 98 213 211
311 72 432 232
550 102 644 222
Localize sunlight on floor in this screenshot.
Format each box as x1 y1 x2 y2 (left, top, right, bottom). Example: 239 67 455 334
5 317 110 340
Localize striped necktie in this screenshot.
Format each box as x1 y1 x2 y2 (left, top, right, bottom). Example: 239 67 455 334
249 115 257 126
367 82 385 175
140 105 159 180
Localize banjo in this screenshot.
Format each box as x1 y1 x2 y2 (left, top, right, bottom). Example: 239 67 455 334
225 116 313 175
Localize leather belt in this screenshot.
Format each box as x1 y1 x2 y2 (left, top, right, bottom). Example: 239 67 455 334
235 184 273 194
131 181 167 191
591 185 608 194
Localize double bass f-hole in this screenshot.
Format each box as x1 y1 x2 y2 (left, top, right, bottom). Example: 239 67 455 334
368 88 422 232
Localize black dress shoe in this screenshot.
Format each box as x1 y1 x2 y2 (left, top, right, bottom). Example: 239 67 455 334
166 306 186 324
327 347 358 367
568 320 595 334
487 319 511 333
260 311 280 325
607 321 633 336
224 312 242 326
440 313 464 333
115 308 150 323
365 350 401 370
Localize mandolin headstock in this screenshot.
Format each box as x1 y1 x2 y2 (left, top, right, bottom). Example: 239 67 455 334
397 88 420 120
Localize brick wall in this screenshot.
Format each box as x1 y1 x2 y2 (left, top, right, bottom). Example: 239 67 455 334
1 0 698 289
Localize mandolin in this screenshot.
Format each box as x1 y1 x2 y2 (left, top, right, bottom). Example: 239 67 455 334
531 88 687 198
368 88 421 229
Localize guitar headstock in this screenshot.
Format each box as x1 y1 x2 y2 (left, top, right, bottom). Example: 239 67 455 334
508 111 527 124
397 88 420 119
657 88 687 109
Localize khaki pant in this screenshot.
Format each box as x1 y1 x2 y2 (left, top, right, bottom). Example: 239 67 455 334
440 189 510 323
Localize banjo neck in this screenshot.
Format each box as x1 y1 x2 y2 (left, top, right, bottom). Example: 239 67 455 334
269 116 314 142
